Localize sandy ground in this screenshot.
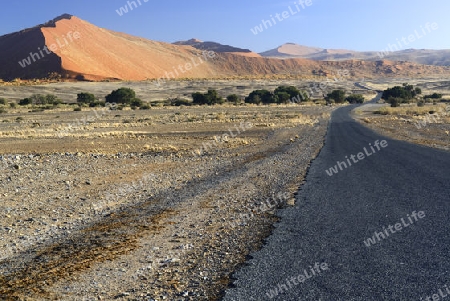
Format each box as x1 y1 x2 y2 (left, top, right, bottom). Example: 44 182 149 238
353 100 450 151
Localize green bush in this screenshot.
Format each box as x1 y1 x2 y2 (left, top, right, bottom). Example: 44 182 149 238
389 97 401 107
274 86 301 103
89 101 106 107
130 98 143 107
226 94 241 104
19 98 32 106
382 83 421 104
171 98 191 106
77 92 96 104
424 93 443 99
0 98 7 105
245 90 278 104
326 89 346 103
106 88 137 105
346 94 365 104
192 90 223 105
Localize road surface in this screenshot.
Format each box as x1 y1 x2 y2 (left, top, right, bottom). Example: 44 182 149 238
222 94 450 300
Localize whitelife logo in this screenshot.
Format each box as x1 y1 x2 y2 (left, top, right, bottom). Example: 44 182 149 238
18 31 81 68
325 140 388 176
377 22 439 59
363 211 426 247
116 0 149 16
250 0 313 35
265 262 329 299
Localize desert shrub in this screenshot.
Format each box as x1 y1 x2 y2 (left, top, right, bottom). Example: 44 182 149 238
245 90 277 104
89 101 106 107
170 98 191 106
274 86 301 103
77 92 96 104
227 94 241 104
382 83 421 105
326 89 346 103
417 100 425 107
424 93 442 99
389 97 401 107
140 104 151 110
74 107 82 111
130 98 143 107
19 98 33 106
0 108 7 114
9 103 16 108
275 92 291 103
346 94 365 104
106 88 137 105
192 90 223 105
0 98 7 105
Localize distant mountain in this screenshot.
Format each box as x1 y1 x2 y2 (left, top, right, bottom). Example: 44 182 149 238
173 38 261 57
1 15 449 81
260 43 450 66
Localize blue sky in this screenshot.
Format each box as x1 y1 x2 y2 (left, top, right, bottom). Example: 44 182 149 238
1 0 449 53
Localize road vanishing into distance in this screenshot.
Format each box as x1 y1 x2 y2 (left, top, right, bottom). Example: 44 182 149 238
222 94 450 300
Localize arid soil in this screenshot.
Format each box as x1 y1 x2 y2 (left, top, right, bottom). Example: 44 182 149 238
0 103 333 300
353 102 450 151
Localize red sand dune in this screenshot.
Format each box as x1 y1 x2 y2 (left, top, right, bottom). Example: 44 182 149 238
1 14 449 81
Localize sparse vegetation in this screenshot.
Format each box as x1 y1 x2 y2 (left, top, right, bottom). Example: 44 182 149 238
106 88 138 105
192 89 224 105
77 92 96 104
346 94 365 104
424 93 443 100
226 94 241 105
245 90 277 104
326 89 346 104
382 83 422 107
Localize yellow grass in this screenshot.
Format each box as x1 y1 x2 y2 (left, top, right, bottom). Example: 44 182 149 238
375 104 448 116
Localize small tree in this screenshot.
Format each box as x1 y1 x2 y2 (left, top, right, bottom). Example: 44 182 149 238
424 93 442 99
227 94 241 104
192 92 209 105
130 98 143 108
245 90 278 104
45 94 60 105
346 94 365 104
326 89 346 103
389 97 401 107
19 98 32 106
77 92 96 104
30 94 46 105
275 92 291 103
274 86 301 101
192 90 223 105
106 88 136 105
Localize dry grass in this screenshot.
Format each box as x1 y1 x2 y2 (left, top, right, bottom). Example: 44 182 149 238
374 104 448 116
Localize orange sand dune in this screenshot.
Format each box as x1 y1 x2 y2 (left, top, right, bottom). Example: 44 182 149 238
1 15 449 81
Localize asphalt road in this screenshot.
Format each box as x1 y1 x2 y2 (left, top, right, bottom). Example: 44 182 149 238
222 94 450 301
